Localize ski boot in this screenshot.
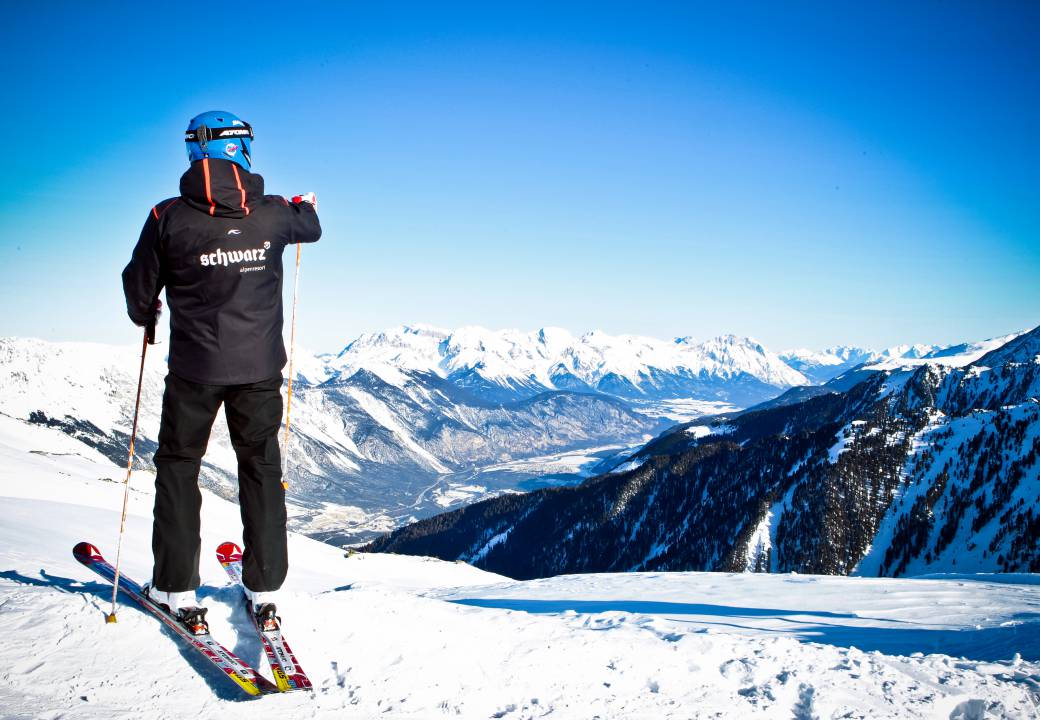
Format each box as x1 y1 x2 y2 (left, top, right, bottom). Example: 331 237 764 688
144 584 210 635
253 602 280 632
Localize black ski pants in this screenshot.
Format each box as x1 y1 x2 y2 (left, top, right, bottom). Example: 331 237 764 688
152 372 287 593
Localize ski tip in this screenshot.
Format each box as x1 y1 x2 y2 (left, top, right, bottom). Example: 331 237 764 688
73 542 103 563
216 541 242 564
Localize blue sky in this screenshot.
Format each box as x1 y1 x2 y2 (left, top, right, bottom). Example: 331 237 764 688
1 2 1037 352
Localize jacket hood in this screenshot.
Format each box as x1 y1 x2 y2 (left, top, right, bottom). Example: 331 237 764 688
180 158 265 218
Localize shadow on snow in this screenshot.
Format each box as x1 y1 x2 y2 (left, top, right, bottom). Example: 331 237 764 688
0 568 262 702
448 597 1039 663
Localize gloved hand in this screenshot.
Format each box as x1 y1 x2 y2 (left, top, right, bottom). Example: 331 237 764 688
145 299 162 345
291 192 318 212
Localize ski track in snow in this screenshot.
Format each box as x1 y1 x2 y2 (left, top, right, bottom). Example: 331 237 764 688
1 417 1039 719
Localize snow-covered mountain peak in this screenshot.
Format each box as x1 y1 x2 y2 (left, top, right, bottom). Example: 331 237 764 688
401 323 449 337
696 334 807 386
325 325 811 402
338 324 445 356
879 343 938 360
783 344 876 363
329 325 447 385
699 334 766 357
535 326 574 349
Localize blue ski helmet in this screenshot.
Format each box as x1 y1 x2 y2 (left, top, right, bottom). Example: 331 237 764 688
184 110 253 171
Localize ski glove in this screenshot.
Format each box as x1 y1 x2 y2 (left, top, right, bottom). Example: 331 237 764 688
144 299 162 345
291 192 318 213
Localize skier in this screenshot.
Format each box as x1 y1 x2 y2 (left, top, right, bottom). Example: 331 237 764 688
122 111 321 631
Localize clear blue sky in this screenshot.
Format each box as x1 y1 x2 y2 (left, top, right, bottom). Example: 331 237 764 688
1 1 1037 352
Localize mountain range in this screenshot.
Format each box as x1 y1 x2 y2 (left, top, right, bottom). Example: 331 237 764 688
319 325 809 408
0 324 1022 545
365 325 1040 578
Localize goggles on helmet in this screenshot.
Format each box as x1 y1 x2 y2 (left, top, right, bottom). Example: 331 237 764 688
184 122 254 150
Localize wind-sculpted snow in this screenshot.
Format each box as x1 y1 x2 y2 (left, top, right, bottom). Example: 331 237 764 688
369 326 1040 582
1 419 1038 718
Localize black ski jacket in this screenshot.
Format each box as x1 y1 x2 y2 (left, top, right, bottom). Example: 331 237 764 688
122 159 321 385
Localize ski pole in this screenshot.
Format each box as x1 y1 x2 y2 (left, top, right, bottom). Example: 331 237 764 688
282 242 302 490
108 327 150 623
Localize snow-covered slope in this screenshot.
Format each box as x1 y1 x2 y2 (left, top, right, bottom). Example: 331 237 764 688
1 415 1038 718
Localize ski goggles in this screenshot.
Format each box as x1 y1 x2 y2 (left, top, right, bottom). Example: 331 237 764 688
184 122 254 150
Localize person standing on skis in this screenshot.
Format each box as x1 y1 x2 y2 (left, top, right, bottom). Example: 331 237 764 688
121 111 320 630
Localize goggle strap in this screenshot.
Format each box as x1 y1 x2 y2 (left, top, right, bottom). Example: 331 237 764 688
184 123 254 144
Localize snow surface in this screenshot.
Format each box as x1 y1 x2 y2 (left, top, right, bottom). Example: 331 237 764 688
610 457 649 474
827 421 866 463
2 418 1039 718
744 509 774 572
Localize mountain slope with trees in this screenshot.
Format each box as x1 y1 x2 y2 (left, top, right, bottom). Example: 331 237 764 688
366 327 1040 580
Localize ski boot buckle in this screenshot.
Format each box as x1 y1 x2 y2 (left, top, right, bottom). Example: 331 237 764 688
254 603 280 632
177 606 211 636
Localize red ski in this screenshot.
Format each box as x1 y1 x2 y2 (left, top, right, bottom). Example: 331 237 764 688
215 541 313 692
72 542 277 697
